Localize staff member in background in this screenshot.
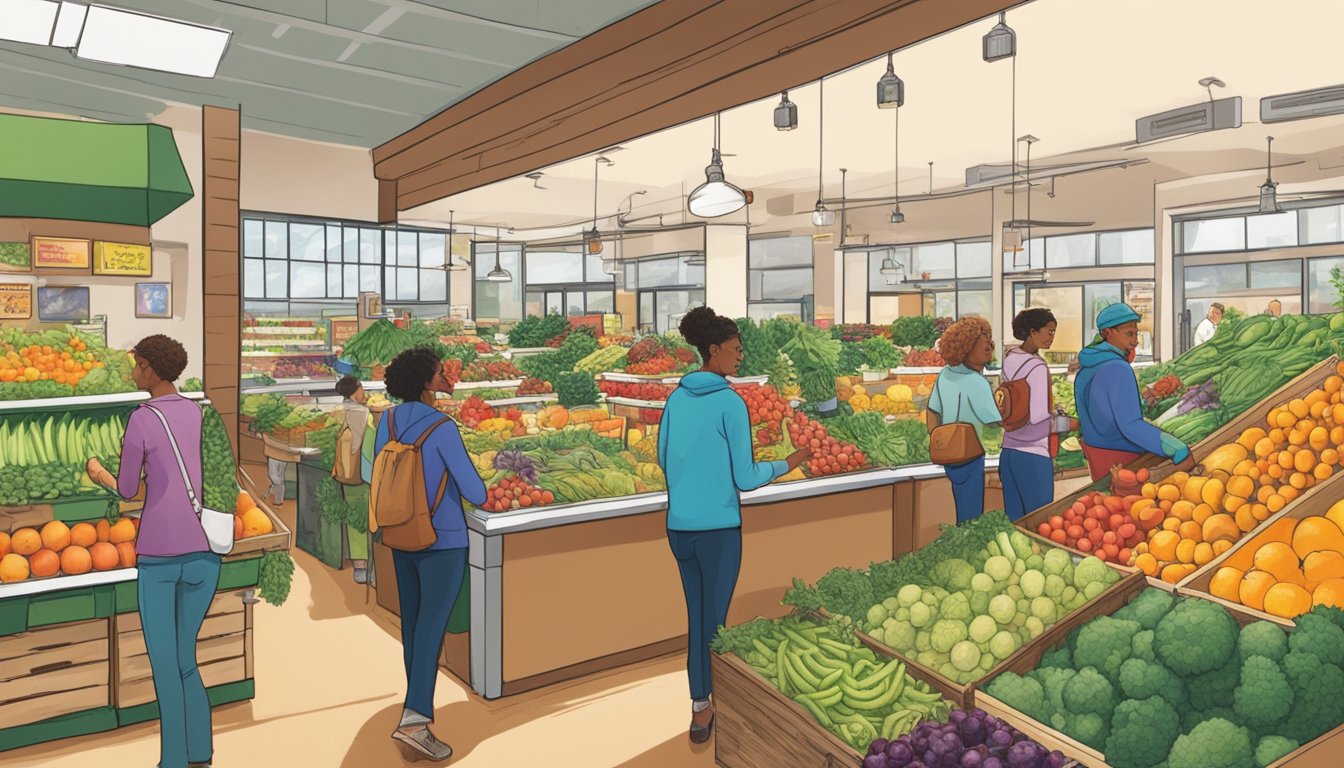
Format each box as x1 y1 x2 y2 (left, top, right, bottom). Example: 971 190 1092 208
658 306 810 744
1192 302 1224 347
86 336 218 768
373 348 486 762
333 376 371 584
927 317 1002 523
1001 309 1075 520
1266 299 1283 317
1075 304 1192 481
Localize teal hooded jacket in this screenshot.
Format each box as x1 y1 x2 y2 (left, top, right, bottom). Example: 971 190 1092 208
657 372 788 531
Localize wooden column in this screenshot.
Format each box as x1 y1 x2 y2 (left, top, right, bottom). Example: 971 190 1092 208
202 106 241 455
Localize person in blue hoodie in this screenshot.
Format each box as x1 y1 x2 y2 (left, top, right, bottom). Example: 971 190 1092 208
657 306 810 744
1074 303 1192 482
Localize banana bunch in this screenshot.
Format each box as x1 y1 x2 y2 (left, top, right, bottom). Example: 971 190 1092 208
0 413 126 467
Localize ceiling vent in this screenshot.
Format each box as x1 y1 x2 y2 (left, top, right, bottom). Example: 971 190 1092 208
1136 96 1241 143
1262 84 1344 123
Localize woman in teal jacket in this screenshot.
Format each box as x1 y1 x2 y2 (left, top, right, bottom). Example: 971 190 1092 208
657 307 810 743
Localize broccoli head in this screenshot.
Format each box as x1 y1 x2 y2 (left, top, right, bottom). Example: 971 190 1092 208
1186 655 1241 712
1034 666 1077 719
984 672 1049 723
931 557 976 591
1062 666 1118 719
1038 642 1073 670
1253 735 1298 768
938 591 973 621
1277 650 1344 744
1183 706 1238 734
1062 711 1110 751
1076 616 1142 681
1119 657 1188 710
1305 604 1344 632
1115 588 1177 630
1074 556 1118 592
1131 629 1157 662
1105 696 1182 768
1232 655 1294 729
1286 611 1344 668
1155 597 1239 677
1167 718 1255 768
1239 620 1289 664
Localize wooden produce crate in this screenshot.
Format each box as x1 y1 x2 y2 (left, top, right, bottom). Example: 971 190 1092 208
232 467 292 556
711 650 863 768
113 591 252 709
1179 467 1344 625
0 618 110 731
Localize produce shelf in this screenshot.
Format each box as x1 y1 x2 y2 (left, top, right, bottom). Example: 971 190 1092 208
0 568 135 601
240 350 332 358
483 395 557 407
603 396 666 409
455 378 523 390
0 390 206 416
595 372 683 384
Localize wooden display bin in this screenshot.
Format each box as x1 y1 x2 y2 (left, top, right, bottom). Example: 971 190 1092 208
0 618 110 731
113 591 252 709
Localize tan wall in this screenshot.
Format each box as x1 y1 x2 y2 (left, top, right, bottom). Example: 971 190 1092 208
240 131 378 222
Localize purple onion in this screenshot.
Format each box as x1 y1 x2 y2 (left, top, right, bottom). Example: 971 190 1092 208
908 762 928 768
887 741 915 765
950 710 968 724
924 750 939 765
864 756 887 768
987 729 1013 749
870 739 890 757
1043 751 1065 768
959 715 985 746
970 709 987 721
1007 741 1043 768
960 751 985 768
982 759 1004 768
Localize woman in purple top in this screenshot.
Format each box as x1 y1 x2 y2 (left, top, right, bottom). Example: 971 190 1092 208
1000 309 1072 520
86 335 217 768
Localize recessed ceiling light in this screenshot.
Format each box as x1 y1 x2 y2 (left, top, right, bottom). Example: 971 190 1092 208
76 5 231 78
0 0 58 45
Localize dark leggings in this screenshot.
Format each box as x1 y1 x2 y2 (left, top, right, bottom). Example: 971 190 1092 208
668 527 742 700
392 547 468 721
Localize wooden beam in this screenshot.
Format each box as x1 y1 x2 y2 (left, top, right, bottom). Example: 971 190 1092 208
375 0 1019 210
202 105 242 458
377 178 397 225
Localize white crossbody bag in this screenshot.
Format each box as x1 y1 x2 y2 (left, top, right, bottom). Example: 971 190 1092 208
143 404 235 555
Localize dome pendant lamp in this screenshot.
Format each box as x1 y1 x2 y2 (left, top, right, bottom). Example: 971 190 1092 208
774 91 798 131
1258 136 1281 214
688 113 747 218
485 225 511 282
812 78 836 228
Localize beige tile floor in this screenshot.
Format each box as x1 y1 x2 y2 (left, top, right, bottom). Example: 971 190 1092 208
5 474 716 768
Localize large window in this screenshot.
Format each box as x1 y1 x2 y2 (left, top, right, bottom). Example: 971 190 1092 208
627 253 706 333
521 248 615 317
748 235 814 321
1004 228 1154 272
864 239 991 324
474 243 524 323
1176 201 1344 255
242 214 450 304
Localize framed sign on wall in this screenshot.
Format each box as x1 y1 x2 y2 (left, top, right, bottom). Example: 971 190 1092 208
0 283 32 319
92 241 152 276
0 242 31 273
37 286 91 322
135 282 171 319
32 237 91 270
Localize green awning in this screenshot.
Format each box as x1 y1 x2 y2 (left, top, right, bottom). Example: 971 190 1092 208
0 114 194 227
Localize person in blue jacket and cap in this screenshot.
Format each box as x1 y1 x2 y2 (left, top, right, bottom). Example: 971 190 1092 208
1074 303 1193 481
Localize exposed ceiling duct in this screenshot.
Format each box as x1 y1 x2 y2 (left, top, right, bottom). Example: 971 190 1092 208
1136 96 1242 143
1262 83 1344 124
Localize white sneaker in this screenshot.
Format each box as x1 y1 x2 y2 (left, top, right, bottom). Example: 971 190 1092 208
392 728 453 762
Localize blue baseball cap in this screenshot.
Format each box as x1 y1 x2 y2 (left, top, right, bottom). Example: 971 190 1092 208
1096 302 1141 331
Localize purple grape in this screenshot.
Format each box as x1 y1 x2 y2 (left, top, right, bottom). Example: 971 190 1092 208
1007 741 1043 768
950 710 968 724
887 741 915 765
987 729 1013 749
982 759 1004 768
970 709 987 720
864 756 887 768
870 739 890 757
924 749 939 765
960 751 985 768
959 716 985 746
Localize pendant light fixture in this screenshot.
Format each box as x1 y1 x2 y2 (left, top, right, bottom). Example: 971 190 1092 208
1021 134 1038 259
982 12 1016 62
442 209 468 271
688 113 747 218
485 225 511 282
774 91 797 131
1258 135 1281 214
585 156 612 254
876 52 904 109
889 75 905 224
604 230 622 276
812 78 836 228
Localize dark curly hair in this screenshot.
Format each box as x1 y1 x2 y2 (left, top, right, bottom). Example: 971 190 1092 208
678 306 738 362
1012 308 1057 341
384 347 440 403
335 376 363 398
132 335 188 382
939 317 992 367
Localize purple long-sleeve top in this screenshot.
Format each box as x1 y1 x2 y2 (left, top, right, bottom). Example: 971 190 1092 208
116 394 209 557
1001 348 1053 457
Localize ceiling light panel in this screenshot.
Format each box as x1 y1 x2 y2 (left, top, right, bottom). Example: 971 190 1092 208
51 2 88 48
76 5 231 78
0 0 58 45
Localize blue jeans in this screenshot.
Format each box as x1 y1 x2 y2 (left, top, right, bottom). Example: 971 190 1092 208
945 455 987 524
392 547 468 720
137 552 222 768
668 528 742 700
1000 448 1055 521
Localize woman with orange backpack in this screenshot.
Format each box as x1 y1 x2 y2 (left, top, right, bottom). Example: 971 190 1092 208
999 309 1074 520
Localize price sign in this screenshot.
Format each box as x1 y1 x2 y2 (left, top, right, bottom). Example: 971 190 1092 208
93 242 153 276
32 237 91 270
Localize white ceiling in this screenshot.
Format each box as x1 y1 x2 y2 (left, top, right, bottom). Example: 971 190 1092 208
404 0 1344 237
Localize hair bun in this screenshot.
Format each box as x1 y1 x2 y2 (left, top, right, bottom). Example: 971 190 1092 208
678 306 717 344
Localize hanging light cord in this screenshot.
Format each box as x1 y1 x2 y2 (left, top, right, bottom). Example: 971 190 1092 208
817 78 825 202
592 157 599 230
893 100 899 201
1010 54 1017 223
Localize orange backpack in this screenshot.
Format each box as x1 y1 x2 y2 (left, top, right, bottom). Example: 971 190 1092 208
369 411 453 552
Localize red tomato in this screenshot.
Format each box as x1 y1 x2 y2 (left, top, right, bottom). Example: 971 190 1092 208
1118 547 1133 565
1076 538 1094 552
1083 518 1100 532
1067 524 1085 540
1116 523 1137 540
1048 515 1064 529
1038 523 1052 536
1088 528 1105 545
1109 514 1127 531
1102 531 1118 545
1049 529 1068 544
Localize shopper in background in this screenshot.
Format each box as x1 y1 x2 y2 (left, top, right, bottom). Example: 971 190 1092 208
1075 303 1192 482
1192 302 1224 347
658 306 810 744
85 335 218 768
927 317 1002 523
373 347 486 762
1000 309 1075 520
333 376 371 584
1266 299 1283 317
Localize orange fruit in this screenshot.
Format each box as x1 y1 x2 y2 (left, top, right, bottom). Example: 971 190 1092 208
1322 448 1340 466
1277 410 1298 429
1214 539 1235 556
1292 517 1344 558
0 531 9 558
108 519 136 545
1264 582 1313 619
60 546 92 575
1250 503 1272 523
1296 451 1318 474
88 542 119 572
10 528 40 557
234 516 244 541
1135 552 1159 577
1254 437 1276 458
1150 530 1181 561
1171 500 1196 522
1193 541 1216 566
1313 578 1344 609
236 491 256 514
1178 521 1203 541
1226 475 1255 500
1304 550 1344 584
1161 563 1197 584
1210 566 1244 601
242 508 273 537
0 553 30 582
1176 538 1198 564
115 542 136 568
69 523 96 548
1235 505 1259 533
1311 427 1332 451
1240 427 1269 451
1240 569 1278 610
1254 541 1306 585
39 521 70 553
1203 513 1241 543
95 519 111 543
1267 494 1287 513
28 549 59 578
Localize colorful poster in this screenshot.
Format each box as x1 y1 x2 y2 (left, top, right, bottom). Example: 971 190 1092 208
32 237 91 270
135 282 171 318
36 286 91 322
0 242 31 273
0 283 33 319
92 241 152 276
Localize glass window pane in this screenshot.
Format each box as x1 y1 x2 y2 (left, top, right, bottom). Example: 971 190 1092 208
564 291 585 315
585 253 614 282
638 292 654 332
419 269 447 302
1083 283 1123 345
1098 229 1154 265
748 302 804 320
327 264 341 297
1004 237 1043 272
525 251 584 284
1249 259 1301 291
360 266 379 292
359 229 380 264
957 241 991 278
325 225 342 262
243 219 263 259
637 258 677 288
1124 282 1155 360
1181 217 1245 254
751 267 813 301
868 295 901 325
869 248 912 292
264 221 287 259
1184 263 1247 296
1308 257 1344 314
290 261 324 298
289 223 323 262
396 268 417 300
624 261 638 287
1301 205 1343 245
546 292 563 315
524 292 544 318
244 258 263 299
342 226 359 263
933 292 956 318
1027 285 1083 352
264 260 287 299
1047 233 1097 268
419 233 445 269
750 236 813 268
343 265 358 298
587 291 614 314
399 232 418 266
384 267 396 299
1247 211 1298 249
911 242 955 280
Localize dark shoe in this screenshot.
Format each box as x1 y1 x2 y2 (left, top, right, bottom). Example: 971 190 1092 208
690 705 715 744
